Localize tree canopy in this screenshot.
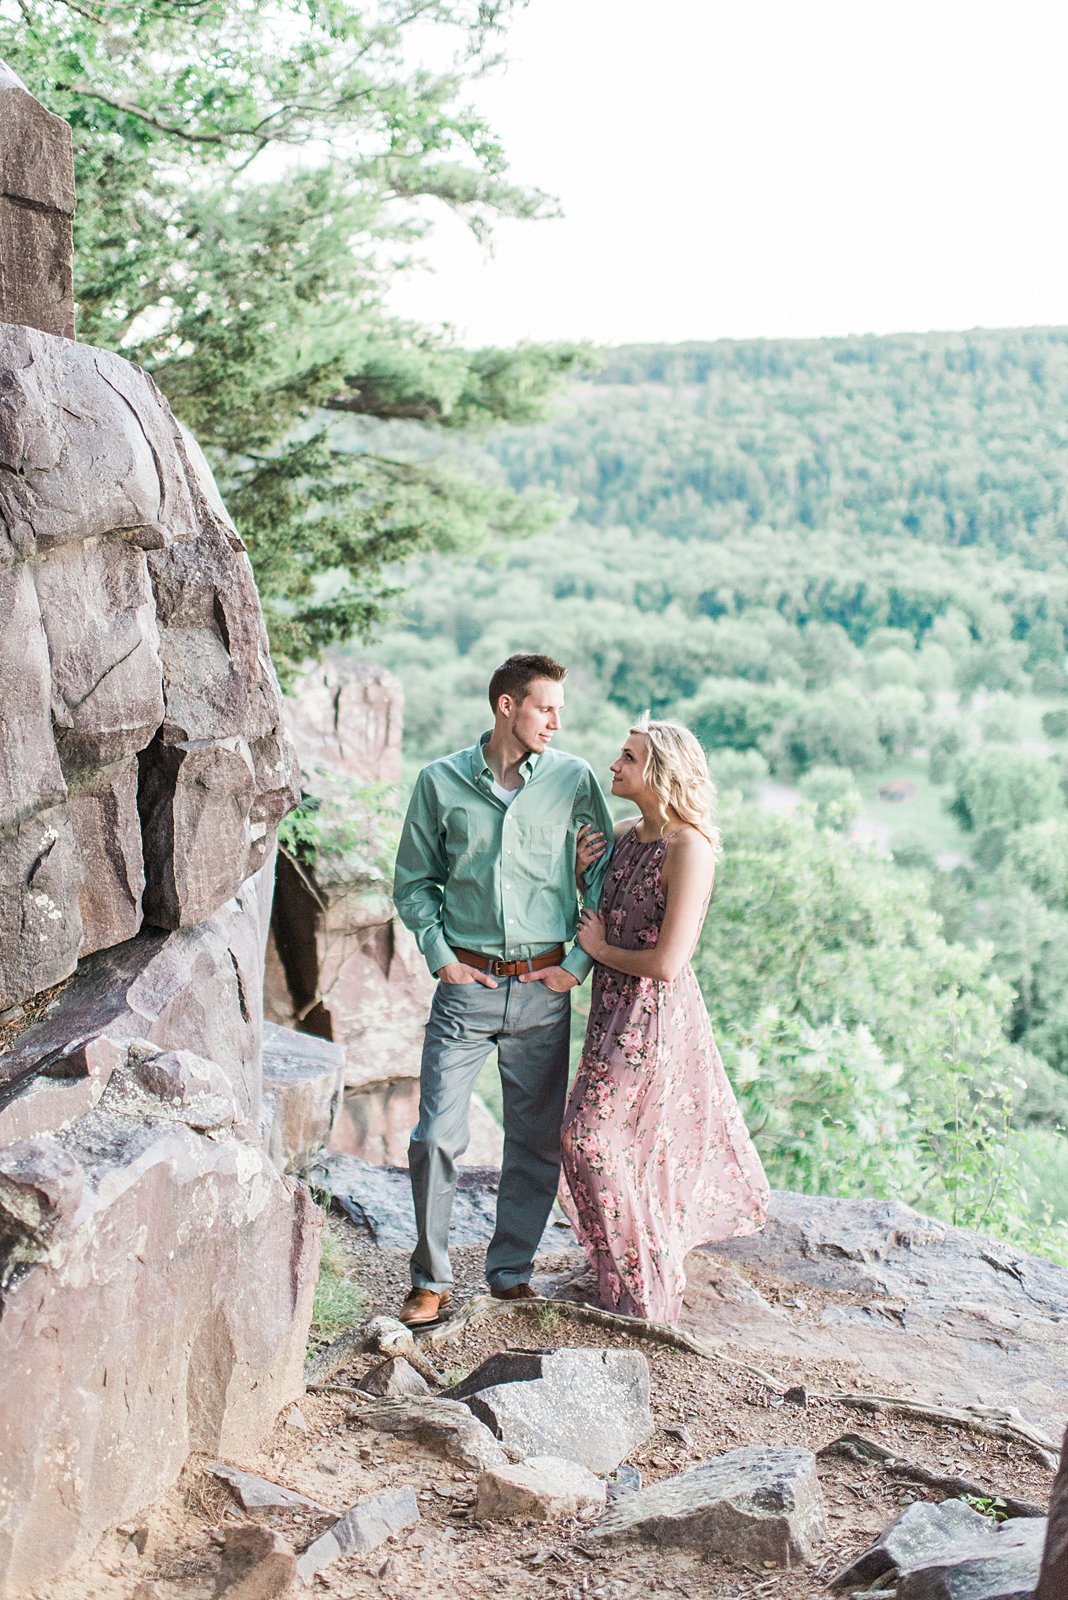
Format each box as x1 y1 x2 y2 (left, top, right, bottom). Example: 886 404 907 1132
2 0 590 676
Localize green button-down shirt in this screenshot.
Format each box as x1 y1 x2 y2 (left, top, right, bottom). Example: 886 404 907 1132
393 734 615 982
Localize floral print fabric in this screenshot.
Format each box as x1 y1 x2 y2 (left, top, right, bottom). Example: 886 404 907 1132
560 825 769 1323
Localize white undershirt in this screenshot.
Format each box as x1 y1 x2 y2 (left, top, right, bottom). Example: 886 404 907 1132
491 779 520 807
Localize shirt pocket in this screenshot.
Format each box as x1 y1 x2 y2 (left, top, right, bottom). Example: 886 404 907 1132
523 822 568 873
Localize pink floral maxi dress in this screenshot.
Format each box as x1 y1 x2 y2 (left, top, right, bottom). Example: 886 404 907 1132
560 826 769 1323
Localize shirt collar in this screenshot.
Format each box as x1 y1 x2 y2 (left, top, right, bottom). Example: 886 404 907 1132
473 731 539 784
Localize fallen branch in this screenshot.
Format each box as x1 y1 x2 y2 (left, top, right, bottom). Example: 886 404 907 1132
819 1431 1047 1518
815 1394 1059 1470
418 1293 786 1391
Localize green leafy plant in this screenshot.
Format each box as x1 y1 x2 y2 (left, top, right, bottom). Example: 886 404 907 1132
958 1495 1008 1522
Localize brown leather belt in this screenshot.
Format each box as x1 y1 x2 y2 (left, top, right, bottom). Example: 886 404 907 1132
451 944 564 978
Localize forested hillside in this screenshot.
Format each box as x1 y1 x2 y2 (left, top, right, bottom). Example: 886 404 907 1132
360 327 1068 1259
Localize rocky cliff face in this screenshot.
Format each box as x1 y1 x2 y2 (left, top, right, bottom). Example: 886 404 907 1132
0 322 300 1012
0 71 318 1596
266 658 439 1161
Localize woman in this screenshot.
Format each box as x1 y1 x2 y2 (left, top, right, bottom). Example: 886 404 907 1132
561 717 769 1324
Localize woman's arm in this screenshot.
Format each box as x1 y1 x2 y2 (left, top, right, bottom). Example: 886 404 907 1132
576 829 715 983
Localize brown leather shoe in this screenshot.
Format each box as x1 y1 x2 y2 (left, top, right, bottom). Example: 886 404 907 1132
398 1287 452 1327
489 1283 540 1301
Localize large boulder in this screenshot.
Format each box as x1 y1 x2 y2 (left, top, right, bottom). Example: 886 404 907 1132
698 1191 1068 1429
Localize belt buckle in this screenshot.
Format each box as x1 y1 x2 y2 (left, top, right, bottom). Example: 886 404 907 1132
492 957 509 977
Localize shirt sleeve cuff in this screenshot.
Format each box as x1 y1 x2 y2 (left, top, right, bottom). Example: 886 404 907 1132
422 932 455 976
561 945 593 982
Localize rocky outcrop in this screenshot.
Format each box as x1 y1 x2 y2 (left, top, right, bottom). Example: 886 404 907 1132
0 77 312 1594
697 1191 1068 1429
281 656 403 784
0 875 322 1594
0 320 299 1012
0 64 75 339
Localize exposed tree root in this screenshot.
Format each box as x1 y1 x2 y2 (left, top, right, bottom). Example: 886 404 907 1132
816 1395 1059 1470
417 1292 786 1390
819 1430 1048 1517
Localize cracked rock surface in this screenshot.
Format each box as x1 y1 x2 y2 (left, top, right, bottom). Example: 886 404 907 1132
0 321 298 1011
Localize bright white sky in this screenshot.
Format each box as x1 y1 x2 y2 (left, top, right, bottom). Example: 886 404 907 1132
388 0 1068 346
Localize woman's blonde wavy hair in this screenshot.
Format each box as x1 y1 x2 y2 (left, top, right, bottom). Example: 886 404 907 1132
630 713 723 856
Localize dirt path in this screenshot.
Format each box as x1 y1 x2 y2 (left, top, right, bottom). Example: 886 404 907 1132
48 1216 1054 1600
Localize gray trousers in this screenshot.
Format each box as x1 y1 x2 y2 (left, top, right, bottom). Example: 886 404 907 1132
408 977 571 1292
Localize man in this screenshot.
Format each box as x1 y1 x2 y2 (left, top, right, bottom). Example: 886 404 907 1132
392 652 614 1326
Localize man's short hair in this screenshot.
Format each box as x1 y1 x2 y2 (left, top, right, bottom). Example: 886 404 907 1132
488 653 567 712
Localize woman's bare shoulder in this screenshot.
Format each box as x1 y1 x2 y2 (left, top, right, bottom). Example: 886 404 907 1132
613 817 639 839
666 824 715 860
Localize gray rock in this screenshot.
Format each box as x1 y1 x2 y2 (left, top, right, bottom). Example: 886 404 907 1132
830 1500 996 1588
700 1191 1068 1430
260 1023 344 1173
208 1464 333 1515
831 1497 1004 1587
896 1516 1047 1600
348 1397 511 1471
295 1486 419 1582
0 805 83 1014
452 1348 653 1475
305 1153 500 1249
590 1445 827 1565
0 69 75 337
358 1357 433 1399
475 1456 607 1522
606 1464 643 1503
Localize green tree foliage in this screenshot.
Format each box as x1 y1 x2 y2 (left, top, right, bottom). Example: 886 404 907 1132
2 0 590 676
949 747 1065 865
798 765 862 832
